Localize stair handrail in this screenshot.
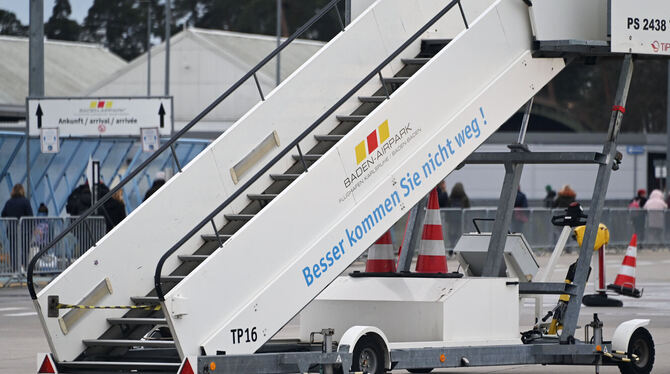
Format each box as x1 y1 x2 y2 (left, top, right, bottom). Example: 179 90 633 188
154 0 468 301
27 0 345 300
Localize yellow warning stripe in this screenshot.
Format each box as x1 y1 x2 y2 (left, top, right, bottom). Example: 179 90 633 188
57 303 161 311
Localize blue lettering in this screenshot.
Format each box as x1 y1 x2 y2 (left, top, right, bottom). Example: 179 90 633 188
346 228 357 246
303 267 314 286
320 258 328 273
464 124 472 139
455 130 466 147
333 246 341 260
354 225 363 240
400 176 411 197
412 172 422 187
471 118 481 138
326 252 334 266
313 264 321 278
384 197 393 212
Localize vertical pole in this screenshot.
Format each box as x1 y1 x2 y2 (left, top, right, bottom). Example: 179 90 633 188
28 0 44 201
560 55 634 343
147 3 152 96
633 154 638 195
345 0 352 25
666 60 670 194
165 0 171 96
276 0 282 86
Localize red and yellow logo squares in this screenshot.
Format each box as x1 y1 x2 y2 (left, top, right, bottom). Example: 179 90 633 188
90 100 112 109
355 120 390 164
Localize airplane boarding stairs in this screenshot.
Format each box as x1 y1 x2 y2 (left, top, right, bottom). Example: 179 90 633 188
33 0 565 372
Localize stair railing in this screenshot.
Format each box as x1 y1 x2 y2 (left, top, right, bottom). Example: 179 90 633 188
27 0 346 300
154 0 470 301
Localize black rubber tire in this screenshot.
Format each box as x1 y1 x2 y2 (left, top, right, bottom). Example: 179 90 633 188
618 327 655 374
352 335 386 374
407 369 433 373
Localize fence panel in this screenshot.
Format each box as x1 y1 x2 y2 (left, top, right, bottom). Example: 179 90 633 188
0 218 18 275
19 217 66 274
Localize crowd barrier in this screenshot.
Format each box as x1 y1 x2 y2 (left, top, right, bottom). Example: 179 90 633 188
0 216 106 284
442 207 669 251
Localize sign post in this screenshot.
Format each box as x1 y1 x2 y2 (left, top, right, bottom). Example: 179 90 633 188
26 97 173 137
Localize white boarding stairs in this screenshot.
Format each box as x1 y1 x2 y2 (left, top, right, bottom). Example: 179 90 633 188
34 0 567 371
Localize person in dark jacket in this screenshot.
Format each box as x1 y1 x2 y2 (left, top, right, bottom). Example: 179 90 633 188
66 183 92 215
512 187 529 233
437 181 450 208
449 182 470 208
1 184 33 219
543 185 556 208
552 184 577 208
104 189 126 231
144 171 166 201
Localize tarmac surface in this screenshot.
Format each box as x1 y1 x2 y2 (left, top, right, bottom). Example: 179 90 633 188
0 250 668 374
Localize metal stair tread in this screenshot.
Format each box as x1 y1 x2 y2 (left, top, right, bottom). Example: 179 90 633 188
200 233 232 242
336 114 367 122
401 57 431 65
314 134 344 141
177 254 209 262
422 38 452 45
160 275 185 282
382 76 410 84
82 339 175 347
270 173 301 181
58 361 180 369
130 296 160 304
292 154 322 161
358 96 387 103
224 214 255 221
107 317 167 325
247 193 278 200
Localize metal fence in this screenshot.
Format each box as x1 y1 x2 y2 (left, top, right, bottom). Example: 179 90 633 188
438 207 670 252
0 216 106 283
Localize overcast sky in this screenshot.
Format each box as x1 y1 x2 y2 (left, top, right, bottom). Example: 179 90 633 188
0 0 93 24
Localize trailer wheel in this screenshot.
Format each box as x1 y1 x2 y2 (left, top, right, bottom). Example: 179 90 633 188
618 327 655 374
408 369 433 373
352 335 386 374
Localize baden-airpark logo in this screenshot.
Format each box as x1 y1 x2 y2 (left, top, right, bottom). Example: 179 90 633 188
355 120 390 165
90 100 113 109
343 120 413 188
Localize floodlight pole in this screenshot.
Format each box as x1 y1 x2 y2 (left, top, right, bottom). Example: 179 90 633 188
276 0 282 86
165 0 171 96
147 2 152 96
27 0 44 201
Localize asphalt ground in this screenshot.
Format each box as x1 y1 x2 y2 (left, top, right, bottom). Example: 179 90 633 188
1 250 668 374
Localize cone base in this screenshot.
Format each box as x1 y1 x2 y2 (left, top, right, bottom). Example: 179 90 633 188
365 259 396 273
350 271 463 278
607 284 642 298
416 255 447 274
582 293 623 307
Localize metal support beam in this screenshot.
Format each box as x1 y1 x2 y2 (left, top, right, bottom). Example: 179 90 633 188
464 151 605 165
482 162 523 276
345 0 351 25
165 0 171 96
397 204 419 272
29 0 44 97
146 1 152 96
560 55 634 343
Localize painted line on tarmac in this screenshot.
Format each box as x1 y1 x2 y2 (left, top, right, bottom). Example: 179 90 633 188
3 312 37 317
0 307 25 312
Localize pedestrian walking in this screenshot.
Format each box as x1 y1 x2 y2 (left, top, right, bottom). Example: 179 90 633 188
1 184 33 219
552 185 576 208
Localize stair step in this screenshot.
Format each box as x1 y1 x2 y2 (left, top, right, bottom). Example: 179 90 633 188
224 214 255 221
82 339 175 348
58 361 181 370
401 57 431 65
422 38 452 46
160 275 185 283
200 234 233 242
314 134 344 142
382 76 409 84
107 317 167 325
336 115 367 122
177 255 208 262
292 154 322 161
270 173 301 181
130 296 160 305
358 96 387 103
247 193 278 201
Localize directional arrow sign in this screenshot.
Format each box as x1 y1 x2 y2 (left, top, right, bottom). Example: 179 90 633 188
158 103 166 128
26 97 173 137
36 104 43 129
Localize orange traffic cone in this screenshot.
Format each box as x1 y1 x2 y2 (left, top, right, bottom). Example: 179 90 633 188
415 188 447 273
607 234 643 298
365 231 396 272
